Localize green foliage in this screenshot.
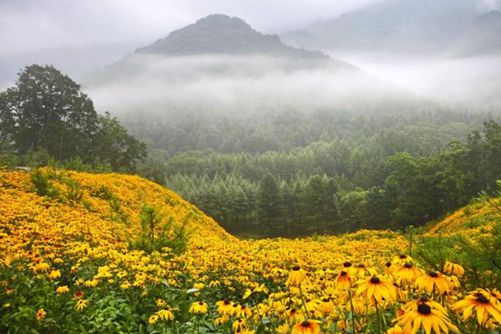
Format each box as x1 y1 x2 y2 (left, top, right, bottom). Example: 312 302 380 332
31 168 59 198
131 205 189 255
0 65 146 172
166 120 501 237
414 227 501 290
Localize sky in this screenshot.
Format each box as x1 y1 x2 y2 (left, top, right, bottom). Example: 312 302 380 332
0 0 390 56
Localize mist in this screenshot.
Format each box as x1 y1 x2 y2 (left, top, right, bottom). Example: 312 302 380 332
334 53 501 109
85 55 404 115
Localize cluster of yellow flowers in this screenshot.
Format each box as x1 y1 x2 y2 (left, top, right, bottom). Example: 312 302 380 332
0 170 499 333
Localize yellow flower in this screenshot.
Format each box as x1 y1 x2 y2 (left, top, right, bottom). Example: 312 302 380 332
155 299 167 308
190 301 208 314
193 282 205 290
148 314 159 324
48 269 61 280
36 308 46 321
415 271 450 295
216 299 233 315
335 270 352 290
396 299 458 334
56 285 70 294
452 289 501 327
232 318 247 332
396 263 422 284
276 323 290 334
34 262 51 272
156 308 174 321
83 279 99 288
318 298 335 316
443 261 464 277
287 266 307 287
356 275 396 304
291 320 321 334
75 299 88 311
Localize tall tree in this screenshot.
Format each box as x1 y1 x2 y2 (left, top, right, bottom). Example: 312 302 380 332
1 65 98 160
257 173 282 234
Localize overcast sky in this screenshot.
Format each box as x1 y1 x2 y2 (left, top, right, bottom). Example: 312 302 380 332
0 0 393 56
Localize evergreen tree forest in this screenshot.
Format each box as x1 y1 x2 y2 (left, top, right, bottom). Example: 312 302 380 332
121 107 501 237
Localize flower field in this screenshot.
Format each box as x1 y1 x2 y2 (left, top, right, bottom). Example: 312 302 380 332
0 169 500 333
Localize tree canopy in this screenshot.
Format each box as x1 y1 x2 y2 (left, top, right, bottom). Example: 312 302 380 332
0 65 146 171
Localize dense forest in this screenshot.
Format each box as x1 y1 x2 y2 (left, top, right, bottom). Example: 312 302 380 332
122 106 501 237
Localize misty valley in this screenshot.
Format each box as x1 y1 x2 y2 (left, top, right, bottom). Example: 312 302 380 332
1 1 501 333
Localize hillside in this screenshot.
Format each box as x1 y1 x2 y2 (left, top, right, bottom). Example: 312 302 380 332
281 0 501 56
137 14 328 60
0 169 499 333
426 196 501 239
0 169 231 262
87 14 352 87
449 10 501 56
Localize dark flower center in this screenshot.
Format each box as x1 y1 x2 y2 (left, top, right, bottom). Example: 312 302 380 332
400 254 407 259
386 262 392 267
476 294 490 304
343 262 352 267
301 320 312 328
292 265 300 271
199 302 204 305
322 298 330 302
340 271 347 276
429 271 439 278
417 303 432 315
224 300 230 305
370 276 381 284
404 263 413 268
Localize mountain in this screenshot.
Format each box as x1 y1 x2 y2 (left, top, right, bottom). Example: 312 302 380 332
87 14 357 86
282 0 483 55
449 10 501 56
136 14 329 60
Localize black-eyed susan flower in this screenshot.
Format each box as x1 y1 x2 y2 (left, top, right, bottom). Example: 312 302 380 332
56 285 70 294
156 308 175 321
75 299 88 311
286 308 304 322
232 318 247 332
148 314 159 324
155 299 167 308
396 298 458 334
48 269 61 280
287 266 307 287
356 275 396 304
318 297 335 315
415 271 449 295
396 263 422 284
291 320 321 334
190 301 208 314
443 261 464 278
276 323 290 334
335 271 352 290
216 299 233 314
36 308 46 321
452 289 501 327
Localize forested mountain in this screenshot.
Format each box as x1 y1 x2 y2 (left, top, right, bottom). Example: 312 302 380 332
136 14 329 59
88 14 350 88
450 10 501 55
282 0 501 56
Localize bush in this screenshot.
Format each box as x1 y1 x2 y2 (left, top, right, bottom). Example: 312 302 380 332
131 205 190 255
